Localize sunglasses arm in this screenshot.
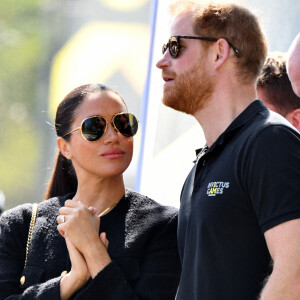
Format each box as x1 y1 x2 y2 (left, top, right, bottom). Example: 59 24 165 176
63 127 80 138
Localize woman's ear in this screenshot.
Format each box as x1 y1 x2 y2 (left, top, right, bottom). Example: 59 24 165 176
57 137 72 159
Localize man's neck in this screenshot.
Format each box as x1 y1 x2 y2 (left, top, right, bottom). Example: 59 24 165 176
194 81 257 147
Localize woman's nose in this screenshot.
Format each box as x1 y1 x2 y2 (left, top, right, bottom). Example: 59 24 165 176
102 122 119 144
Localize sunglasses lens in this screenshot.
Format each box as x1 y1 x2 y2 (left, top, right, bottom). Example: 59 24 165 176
81 116 106 141
113 113 138 137
169 37 179 58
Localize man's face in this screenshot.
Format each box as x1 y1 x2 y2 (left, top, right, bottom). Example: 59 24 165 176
287 56 300 97
287 33 300 97
156 13 215 115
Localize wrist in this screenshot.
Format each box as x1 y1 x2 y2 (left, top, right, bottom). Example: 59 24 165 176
60 272 87 300
83 240 112 278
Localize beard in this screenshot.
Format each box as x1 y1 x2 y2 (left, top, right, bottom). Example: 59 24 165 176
162 62 215 115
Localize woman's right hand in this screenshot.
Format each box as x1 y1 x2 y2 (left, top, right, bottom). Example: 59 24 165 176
66 236 91 283
60 236 90 300
59 204 98 300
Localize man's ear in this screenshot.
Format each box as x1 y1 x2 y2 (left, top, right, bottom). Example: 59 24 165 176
57 137 72 159
214 38 230 67
286 108 300 131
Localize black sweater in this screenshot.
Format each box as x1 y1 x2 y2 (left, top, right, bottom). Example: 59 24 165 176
0 189 181 299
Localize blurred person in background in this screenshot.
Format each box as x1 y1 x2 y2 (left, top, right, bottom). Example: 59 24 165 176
257 52 300 131
287 32 300 97
0 83 181 299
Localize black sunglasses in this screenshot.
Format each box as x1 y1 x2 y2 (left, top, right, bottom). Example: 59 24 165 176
63 112 138 142
162 35 240 58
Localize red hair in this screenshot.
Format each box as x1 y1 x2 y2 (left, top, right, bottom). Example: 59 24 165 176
170 1 268 83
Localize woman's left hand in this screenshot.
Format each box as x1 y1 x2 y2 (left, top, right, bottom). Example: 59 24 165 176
57 200 112 278
57 200 100 254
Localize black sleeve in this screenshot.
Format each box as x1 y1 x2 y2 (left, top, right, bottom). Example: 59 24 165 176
73 212 181 300
244 125 300 232
0 205 61 300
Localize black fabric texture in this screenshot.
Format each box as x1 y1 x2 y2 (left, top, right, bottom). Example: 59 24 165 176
176 100 300 300
0 189 181 299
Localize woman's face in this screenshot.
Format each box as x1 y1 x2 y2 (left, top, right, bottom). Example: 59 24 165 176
64 91 134 180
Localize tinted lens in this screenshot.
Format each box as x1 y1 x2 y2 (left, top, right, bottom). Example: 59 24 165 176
113 113 138 137
81 116 106 141
169 37 180 58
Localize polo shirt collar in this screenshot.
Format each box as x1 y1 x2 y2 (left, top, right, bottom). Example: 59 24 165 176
195 100 268 156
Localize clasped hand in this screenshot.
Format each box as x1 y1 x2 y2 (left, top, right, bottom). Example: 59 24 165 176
57 200 110 289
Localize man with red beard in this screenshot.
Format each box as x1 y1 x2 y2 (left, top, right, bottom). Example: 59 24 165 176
156 1 300 300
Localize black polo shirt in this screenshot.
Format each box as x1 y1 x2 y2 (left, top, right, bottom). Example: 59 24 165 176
176 100 300 300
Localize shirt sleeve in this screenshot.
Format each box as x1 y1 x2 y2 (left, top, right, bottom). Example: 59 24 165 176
72 211 181 300
0 205 61 299
244 125 300 232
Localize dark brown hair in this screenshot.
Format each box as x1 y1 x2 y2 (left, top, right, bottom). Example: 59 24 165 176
257 52 300 116
170 1 268 83
44 83 125 199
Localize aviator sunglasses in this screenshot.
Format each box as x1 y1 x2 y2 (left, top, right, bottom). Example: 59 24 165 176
162 35 240 58
63 112 138 141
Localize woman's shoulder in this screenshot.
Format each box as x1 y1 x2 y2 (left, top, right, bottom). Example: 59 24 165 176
37 195 67 215
0 194 70 228
125 189 178 223
0 203 33 229
124 190 178 248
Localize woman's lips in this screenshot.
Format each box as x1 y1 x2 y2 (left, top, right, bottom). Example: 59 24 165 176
101 149 125 159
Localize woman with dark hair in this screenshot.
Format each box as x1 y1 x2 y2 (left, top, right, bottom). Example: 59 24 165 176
0 83 181 299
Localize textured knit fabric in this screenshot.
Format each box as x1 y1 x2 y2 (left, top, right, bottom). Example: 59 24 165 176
0 189 181 299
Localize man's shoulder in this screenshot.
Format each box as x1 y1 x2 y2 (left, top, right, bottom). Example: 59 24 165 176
226 107 300 164
244 108 299 142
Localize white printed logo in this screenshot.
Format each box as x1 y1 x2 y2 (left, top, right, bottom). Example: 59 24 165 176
207 181 230 196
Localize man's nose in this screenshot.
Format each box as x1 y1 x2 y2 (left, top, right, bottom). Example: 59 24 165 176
156 51 171 69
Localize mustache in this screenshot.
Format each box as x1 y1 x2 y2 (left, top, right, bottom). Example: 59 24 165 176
162 71 176 78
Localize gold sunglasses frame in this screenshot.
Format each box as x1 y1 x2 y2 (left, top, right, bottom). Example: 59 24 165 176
63 112 138 142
